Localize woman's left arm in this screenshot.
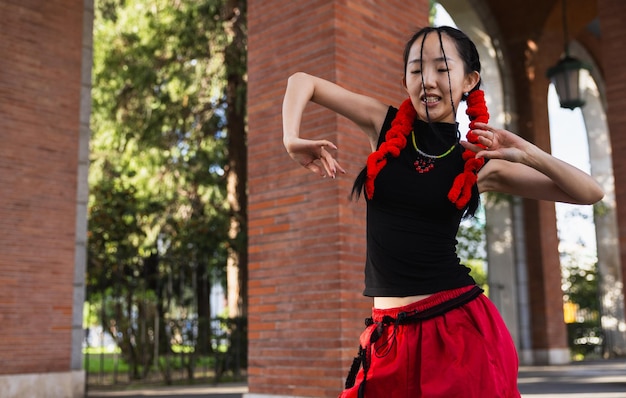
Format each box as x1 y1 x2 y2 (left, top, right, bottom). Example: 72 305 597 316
465 122 604 205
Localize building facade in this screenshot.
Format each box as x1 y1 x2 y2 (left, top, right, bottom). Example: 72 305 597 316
247 0 626 397
2 0 626 397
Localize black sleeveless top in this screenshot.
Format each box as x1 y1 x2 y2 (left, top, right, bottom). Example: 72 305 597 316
363 107 476 297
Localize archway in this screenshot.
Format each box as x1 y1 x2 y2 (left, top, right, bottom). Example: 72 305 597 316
549 40 625 357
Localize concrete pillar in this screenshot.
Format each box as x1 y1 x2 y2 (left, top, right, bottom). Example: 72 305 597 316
71 0 94 378
584 81 626 356
599 0 626 343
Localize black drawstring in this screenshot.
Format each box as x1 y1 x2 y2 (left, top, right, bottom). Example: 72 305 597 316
373 314 404 359
353 314 405 397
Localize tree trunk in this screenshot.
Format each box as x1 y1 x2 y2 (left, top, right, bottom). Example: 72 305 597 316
195 259 212 355
224 0 248 318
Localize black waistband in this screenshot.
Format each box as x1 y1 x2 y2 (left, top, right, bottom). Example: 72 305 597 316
364 285 484 327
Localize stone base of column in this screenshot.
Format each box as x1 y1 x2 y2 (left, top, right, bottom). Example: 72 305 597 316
0 370 84 398
520 348 570 365
245 394 310 398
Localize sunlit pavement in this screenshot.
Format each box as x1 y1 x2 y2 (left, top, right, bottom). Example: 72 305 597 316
87 360 626 397
518 359 626 397
87 382 248 398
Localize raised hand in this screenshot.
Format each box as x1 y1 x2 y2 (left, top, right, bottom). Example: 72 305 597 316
461 122 531 163
284 137 346 179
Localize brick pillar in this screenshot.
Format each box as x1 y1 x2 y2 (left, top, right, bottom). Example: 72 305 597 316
247 1 428 397
523 53 569 364
504 19 571 364
599 0 626 322
0 0 87 396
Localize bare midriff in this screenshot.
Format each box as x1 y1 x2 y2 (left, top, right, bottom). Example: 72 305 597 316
374 294 433 309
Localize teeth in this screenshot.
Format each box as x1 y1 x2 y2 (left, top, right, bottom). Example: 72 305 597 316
423 96 439 103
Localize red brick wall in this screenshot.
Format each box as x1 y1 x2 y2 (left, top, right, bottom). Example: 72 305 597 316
0 0 83 374
599 0 626 321
247 1 428 396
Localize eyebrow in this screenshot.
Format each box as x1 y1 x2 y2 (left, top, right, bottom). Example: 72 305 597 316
408 56 451 65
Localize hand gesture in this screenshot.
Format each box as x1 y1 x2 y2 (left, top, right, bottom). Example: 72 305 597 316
460 122 531 163
284 137 346 178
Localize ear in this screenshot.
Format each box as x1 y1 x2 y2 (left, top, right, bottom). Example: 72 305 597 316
402 76 408 92
463 71 480 93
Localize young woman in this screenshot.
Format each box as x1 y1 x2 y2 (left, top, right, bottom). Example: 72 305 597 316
282 26 603 398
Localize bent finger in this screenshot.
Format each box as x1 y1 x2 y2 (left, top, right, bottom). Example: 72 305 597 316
334 158 347 175
319 154 336 178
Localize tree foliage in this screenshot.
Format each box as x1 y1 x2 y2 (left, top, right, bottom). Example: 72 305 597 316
88 0 246 380
457 204 488 290
558 206 601 359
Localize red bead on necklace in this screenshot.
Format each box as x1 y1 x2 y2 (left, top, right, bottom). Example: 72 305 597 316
411 130 456 173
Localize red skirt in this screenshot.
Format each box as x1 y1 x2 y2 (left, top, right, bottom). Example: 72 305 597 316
339 285 520 398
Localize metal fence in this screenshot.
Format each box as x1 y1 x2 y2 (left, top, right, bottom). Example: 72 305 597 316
84 316 247 388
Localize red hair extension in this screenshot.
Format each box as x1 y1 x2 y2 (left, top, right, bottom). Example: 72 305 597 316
447 90 489 209
365 98 416 199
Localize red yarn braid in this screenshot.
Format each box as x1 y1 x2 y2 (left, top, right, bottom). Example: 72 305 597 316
447 90 489 209
364 98 416 199
365 90 489 210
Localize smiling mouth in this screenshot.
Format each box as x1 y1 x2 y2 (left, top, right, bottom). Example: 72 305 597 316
421 95 441 104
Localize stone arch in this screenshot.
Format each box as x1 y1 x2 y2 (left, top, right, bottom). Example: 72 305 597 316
566 40 626 356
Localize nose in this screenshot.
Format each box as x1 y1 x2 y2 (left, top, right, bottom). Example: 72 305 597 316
421 68 436 90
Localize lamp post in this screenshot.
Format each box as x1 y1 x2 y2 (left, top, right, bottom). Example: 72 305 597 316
546 0 591 110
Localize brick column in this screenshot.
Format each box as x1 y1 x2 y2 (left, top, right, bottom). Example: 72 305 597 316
502 16 571 364
599 0 626 324
526 31 574 364
246 1 428 397
0 0 87 396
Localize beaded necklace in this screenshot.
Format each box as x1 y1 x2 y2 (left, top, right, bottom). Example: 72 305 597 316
411 130 457 173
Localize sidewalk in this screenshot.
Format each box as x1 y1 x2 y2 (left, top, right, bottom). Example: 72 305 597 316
87 382 248 398
87 360 626 397
518 359 626 397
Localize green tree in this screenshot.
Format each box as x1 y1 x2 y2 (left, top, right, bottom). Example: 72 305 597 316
558 206 601 359
88 0 247 380
457 205 488 291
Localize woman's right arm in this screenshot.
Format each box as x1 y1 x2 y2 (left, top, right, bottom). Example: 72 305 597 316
282 72 389 178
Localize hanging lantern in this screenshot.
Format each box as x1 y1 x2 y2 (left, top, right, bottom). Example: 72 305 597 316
547 55 590 110
546 0 591 110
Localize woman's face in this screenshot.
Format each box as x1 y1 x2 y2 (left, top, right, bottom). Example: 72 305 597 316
403 32 479 124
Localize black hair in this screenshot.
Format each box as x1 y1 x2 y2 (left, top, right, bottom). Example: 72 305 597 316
403 26 481 85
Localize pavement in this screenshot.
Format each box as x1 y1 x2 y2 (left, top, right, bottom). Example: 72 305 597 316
87 359 626 398
517 359 626 397
86 382 248 398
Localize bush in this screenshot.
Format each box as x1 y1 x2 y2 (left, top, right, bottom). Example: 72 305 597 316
567 321 603 360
